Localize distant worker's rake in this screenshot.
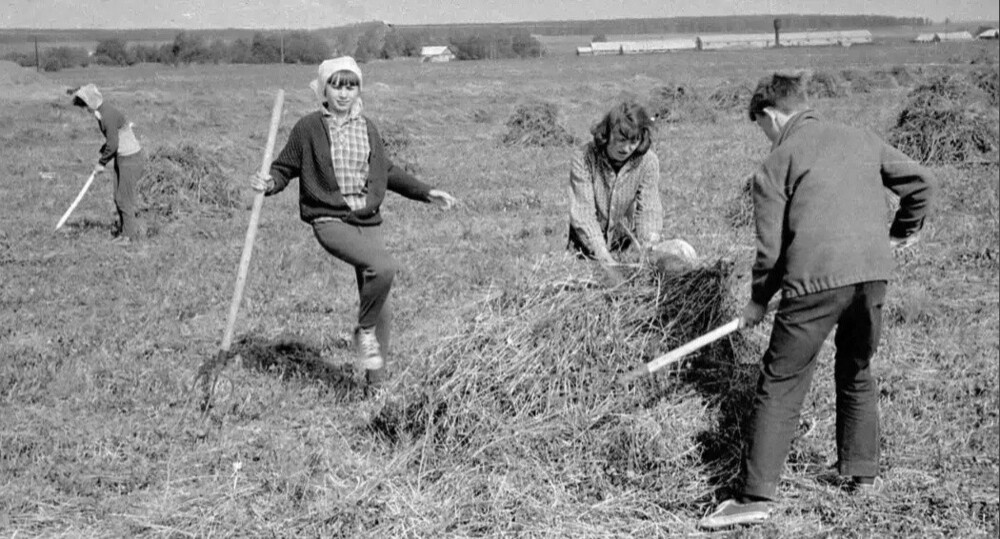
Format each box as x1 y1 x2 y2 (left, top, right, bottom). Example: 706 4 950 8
195 89 284 412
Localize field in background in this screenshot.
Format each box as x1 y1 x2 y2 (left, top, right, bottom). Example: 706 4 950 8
1 41 998 537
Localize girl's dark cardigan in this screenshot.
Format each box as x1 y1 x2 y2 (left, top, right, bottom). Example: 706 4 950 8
266 111 433 226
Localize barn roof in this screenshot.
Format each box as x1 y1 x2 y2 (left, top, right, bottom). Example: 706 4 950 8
420 46 453 56
935 31 974 41
696 33 774 44
621 39 697 52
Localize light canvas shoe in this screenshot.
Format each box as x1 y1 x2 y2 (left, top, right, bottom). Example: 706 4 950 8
698 499 773 530
354 327 384 372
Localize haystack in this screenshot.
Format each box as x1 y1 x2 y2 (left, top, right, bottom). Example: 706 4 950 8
143 144 242 217
806 71 848 99
370 260 754 503
0 60 65 101
501 101 575 147
707 82 753 112
889 74 999 165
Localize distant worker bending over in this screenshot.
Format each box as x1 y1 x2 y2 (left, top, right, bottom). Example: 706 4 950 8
71 84 146 244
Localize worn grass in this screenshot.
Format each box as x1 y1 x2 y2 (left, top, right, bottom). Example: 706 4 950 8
1 41 998 538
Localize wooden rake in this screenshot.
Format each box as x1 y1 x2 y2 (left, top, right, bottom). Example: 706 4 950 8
196 89 284 412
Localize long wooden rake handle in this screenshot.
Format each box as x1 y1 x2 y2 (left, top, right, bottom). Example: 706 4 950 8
220 89 284 353
54 169 97 231
619 301 778 385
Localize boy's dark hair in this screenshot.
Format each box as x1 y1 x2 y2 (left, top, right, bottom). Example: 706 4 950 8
66 86 86 108
748 72 808 121
591 100 654 159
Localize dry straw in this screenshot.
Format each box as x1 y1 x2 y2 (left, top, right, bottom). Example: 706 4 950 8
889 71 1000 166
370 259 754 506
144 144 242 216
502 100 575 147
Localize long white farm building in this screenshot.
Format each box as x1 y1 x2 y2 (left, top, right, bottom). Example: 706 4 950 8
577 29 873 56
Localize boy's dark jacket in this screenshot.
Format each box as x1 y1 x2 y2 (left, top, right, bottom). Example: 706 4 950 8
751 109 935 305
266 111 432 226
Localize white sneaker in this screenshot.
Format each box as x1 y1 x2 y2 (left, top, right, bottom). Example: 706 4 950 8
354 327 384 371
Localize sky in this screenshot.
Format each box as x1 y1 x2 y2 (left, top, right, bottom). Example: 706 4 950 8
1 0 997 29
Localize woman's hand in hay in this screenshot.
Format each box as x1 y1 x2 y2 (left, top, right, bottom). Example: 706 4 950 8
427 189 457 210
740 300 768 328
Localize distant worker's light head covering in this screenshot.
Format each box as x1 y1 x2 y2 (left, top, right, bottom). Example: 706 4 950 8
309 56 363 103
70 83 103 109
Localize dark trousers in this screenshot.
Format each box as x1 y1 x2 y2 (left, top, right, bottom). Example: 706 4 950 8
114 151 144 239
311 219 397 352
742 281 887 500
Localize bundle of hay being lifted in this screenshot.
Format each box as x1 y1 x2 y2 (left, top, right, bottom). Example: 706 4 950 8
501 101 575 147
889 73 1000 166
370 259 757 523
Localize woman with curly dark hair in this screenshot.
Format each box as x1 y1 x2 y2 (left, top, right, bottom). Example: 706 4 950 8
568 99 689 278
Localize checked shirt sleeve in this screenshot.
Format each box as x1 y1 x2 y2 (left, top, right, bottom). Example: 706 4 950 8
633 152 663 246
568 149 615 263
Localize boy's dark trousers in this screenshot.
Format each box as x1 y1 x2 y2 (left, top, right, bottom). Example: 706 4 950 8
741 280 887 500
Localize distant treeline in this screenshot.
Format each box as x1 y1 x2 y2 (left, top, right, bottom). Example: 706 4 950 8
4 23 543 70
3 14 929 71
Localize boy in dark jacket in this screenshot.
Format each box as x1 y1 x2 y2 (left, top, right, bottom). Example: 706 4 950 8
252 56 456 389
71 84 146 243
699 72 935 530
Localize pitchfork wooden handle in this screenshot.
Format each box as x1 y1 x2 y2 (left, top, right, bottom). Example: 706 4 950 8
220 89 284 353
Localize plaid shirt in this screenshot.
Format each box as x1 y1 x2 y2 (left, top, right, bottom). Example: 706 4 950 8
323 99 370 211
568 142 663 262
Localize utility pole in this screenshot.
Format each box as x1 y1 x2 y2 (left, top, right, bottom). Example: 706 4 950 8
34 36 40 71
279 31 285 64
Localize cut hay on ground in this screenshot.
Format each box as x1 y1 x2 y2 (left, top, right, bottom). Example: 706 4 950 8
0 60 65 101
889 74 1000 165
724 175 755 229
369 260 755 522
143 144 242 217
501 101 575 147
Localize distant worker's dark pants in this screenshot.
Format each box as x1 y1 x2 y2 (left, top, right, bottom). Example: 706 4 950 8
113 151 144 240
742 281 887 500
311 219 397 352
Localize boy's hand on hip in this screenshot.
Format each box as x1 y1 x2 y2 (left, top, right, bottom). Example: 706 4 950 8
740 300 768 328
428 189 457 210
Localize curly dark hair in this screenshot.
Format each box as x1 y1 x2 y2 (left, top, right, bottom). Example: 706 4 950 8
591 100 654 160
747 72 808 121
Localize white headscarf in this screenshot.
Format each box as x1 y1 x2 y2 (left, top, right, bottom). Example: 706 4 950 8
308 56 363 104
71 83 103 109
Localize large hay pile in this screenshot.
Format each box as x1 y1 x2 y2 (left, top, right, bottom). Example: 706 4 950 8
370 260 754 513
143 144 242 217
889 73 1000 165
501 101 575 147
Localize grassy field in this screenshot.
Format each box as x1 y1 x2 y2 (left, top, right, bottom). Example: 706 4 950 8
1 41 997 537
